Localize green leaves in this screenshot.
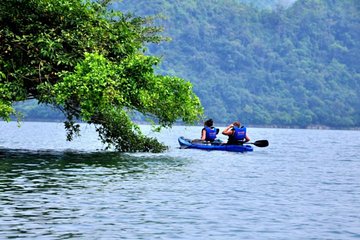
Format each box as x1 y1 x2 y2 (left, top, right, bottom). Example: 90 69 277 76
0 78 25 121
119 0 360 128
138 75 203 126
0 99 14 122
95 107 168 153
1 0 203 152
52 52 203 149
54 53 124 121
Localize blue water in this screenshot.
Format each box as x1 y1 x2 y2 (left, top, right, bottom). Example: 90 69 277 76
0 122 360 239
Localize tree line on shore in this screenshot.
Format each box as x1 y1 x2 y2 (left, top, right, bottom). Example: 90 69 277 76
9 0 360 130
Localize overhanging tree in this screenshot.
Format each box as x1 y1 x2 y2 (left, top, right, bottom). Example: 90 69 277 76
0 0 203 152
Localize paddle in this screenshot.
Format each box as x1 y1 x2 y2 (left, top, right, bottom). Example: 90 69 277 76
247 140 269 147
216 138 268 147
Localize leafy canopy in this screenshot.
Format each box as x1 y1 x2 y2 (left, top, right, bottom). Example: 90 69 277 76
118 0 360 128
0 0 203 152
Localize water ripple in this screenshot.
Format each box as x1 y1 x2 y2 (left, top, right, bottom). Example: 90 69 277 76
1 124 360 239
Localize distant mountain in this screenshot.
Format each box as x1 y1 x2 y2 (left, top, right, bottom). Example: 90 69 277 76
234 0 297 9
13 99 64 122
114 0 360 128
114 0 297 15
14 0 360 128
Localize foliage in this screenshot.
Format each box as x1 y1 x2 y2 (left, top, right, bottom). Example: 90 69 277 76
0 0 203 152
116 0 360 128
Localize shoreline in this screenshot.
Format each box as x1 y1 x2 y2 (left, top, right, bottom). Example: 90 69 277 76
3 119 360 131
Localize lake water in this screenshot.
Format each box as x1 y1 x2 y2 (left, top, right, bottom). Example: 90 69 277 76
0 121 359 239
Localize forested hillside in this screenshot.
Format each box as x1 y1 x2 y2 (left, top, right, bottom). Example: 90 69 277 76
13 0 359 128
112 0 359 128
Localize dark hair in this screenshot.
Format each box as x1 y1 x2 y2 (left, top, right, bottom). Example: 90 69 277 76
204 119 213 127
233 121 240 127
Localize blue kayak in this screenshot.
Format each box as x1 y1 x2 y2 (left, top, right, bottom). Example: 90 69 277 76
178 136 253 152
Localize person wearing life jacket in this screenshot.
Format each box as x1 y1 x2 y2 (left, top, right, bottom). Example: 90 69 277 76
222 121 250 145
201 119 219 142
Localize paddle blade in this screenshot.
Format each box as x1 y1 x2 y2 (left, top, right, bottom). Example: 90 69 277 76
253 140 269 147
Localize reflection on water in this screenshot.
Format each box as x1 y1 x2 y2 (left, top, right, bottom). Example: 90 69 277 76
1 123 360 239
0 148 192 239
0 148 188 186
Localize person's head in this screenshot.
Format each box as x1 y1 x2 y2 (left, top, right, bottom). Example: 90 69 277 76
233 121 240 127
204 119 213 127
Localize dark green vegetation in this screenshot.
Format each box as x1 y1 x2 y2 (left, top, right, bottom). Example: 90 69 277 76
0 0 203 152
5 0 360 130
116 0 360 128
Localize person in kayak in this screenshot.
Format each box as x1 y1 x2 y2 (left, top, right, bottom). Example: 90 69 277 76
201 118 219 142
222 121 250 145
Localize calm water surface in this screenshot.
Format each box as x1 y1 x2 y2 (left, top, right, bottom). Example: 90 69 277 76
0 122 359 239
